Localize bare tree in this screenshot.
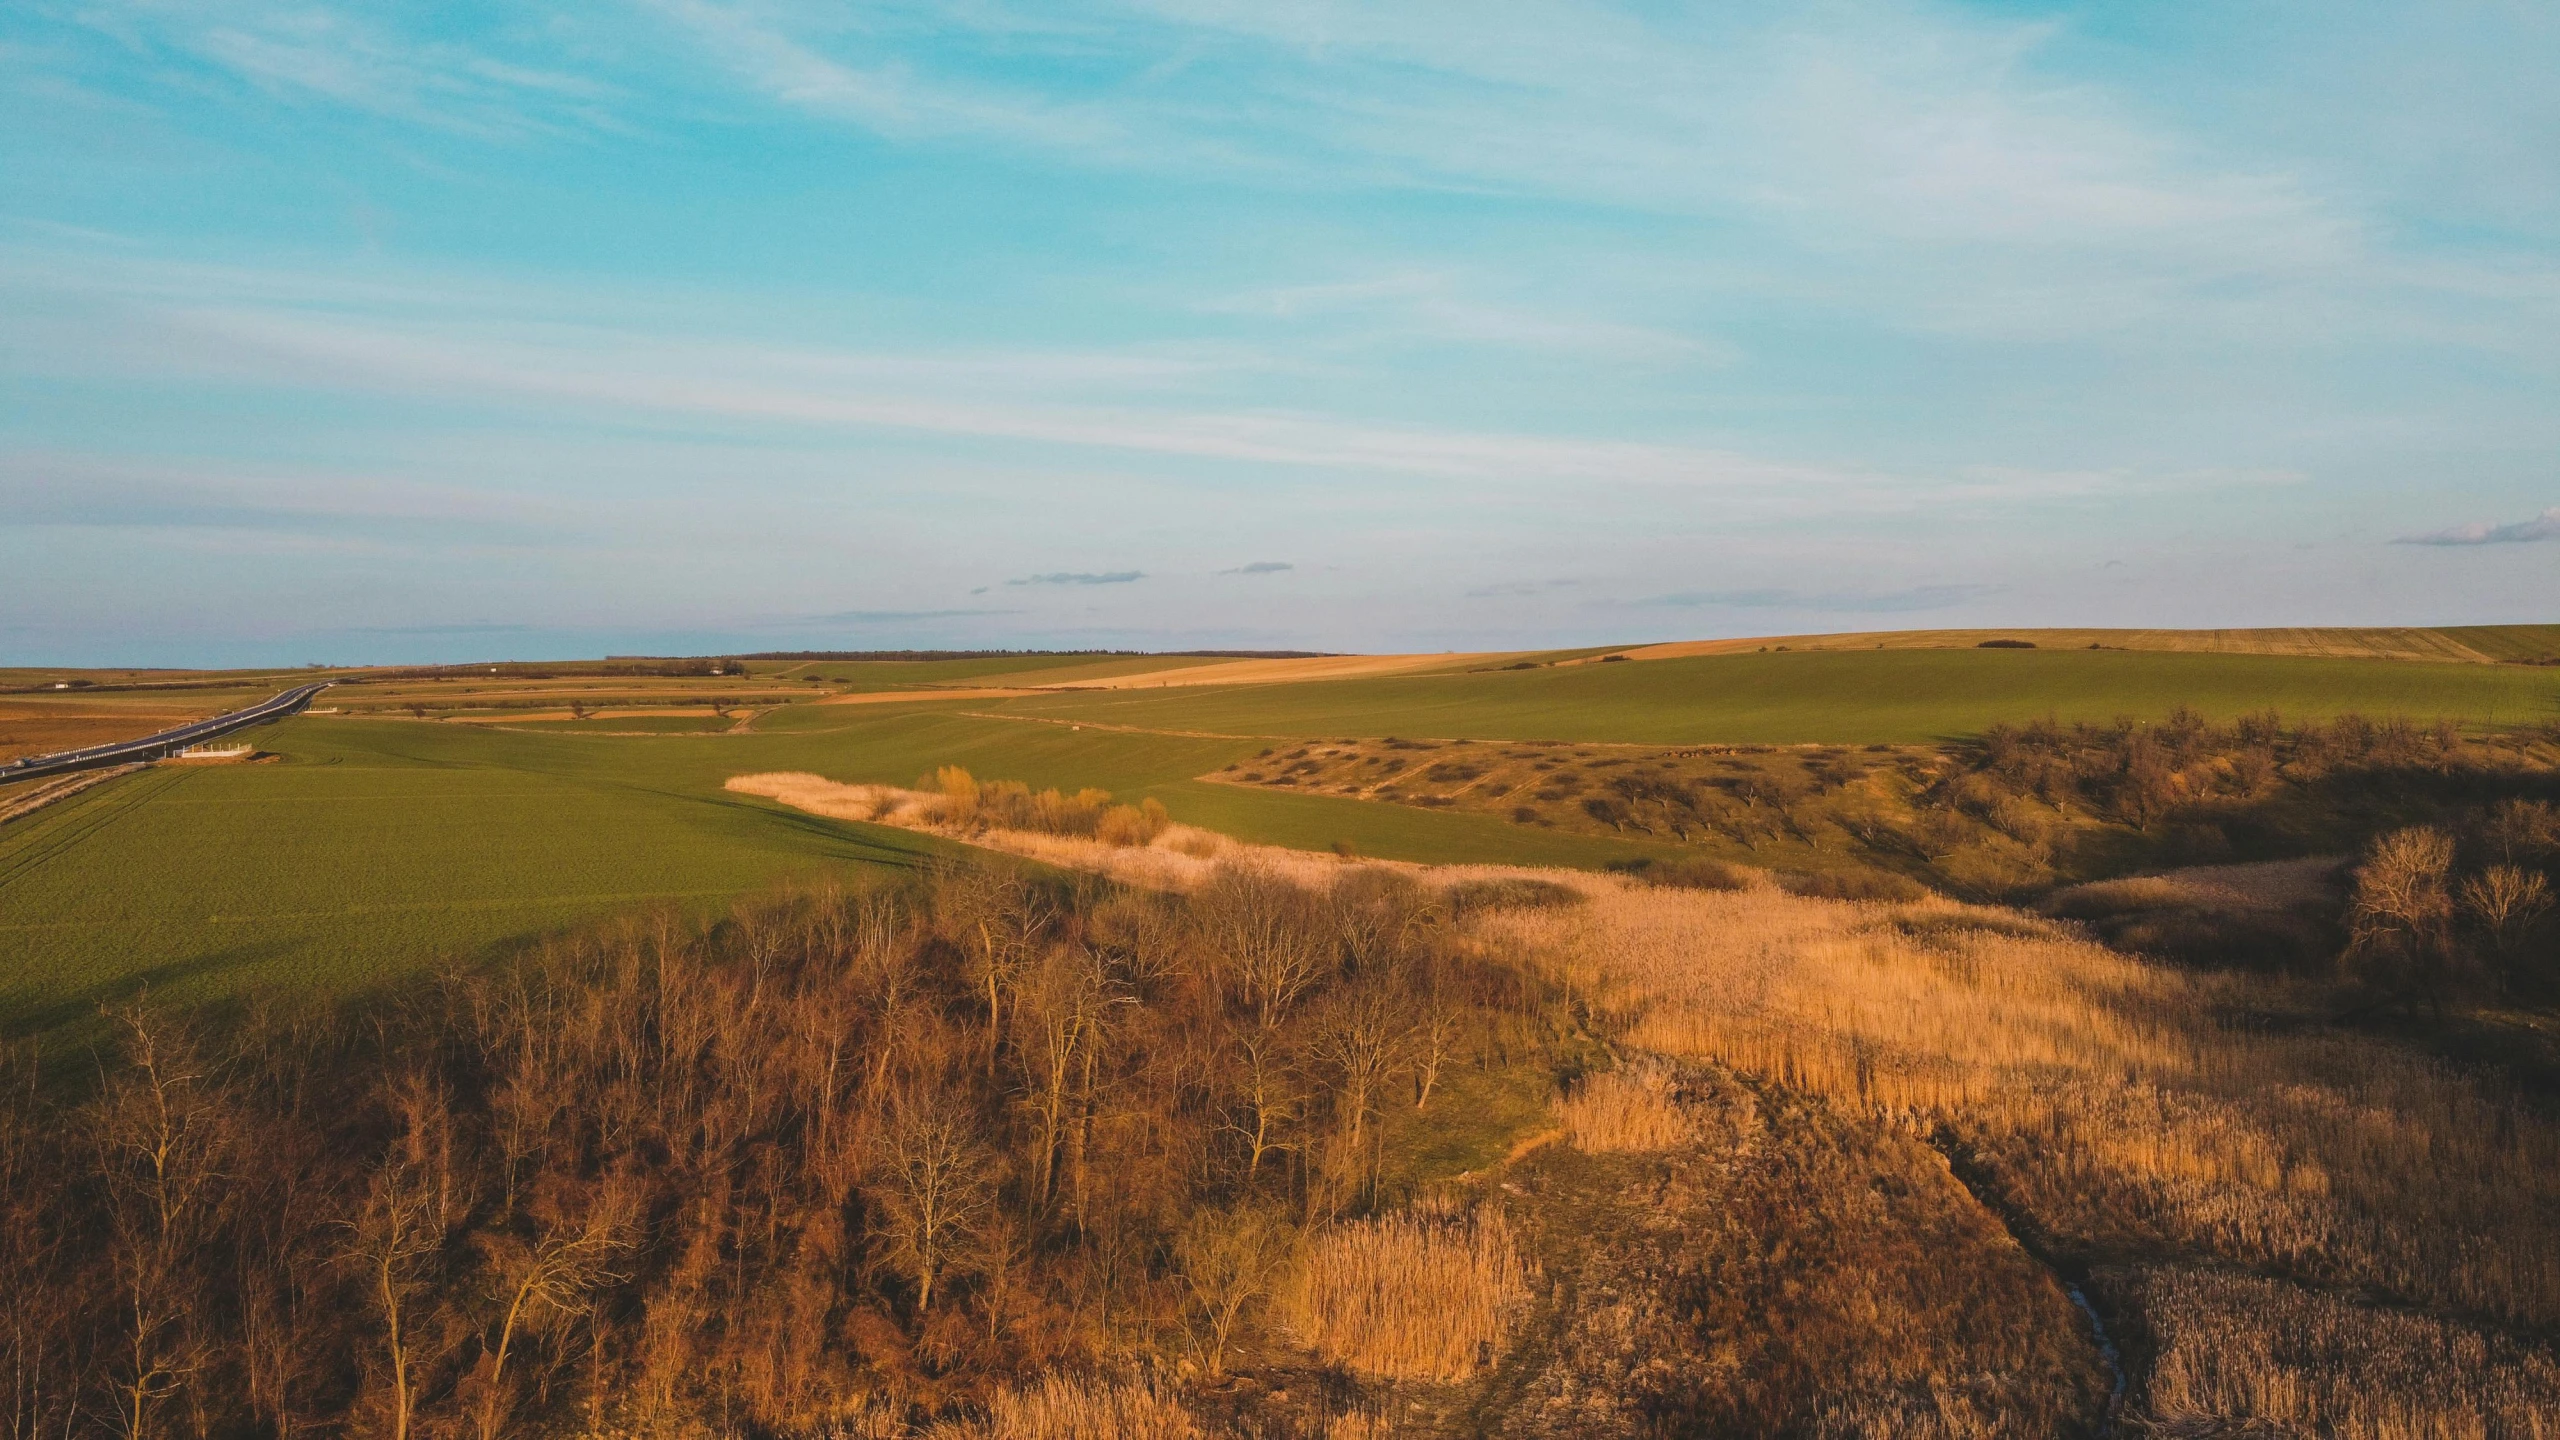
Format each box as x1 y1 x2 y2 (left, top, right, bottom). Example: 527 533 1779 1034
1410 983 1465 1112
1199 866 1330 1029
473 1184 634 1440
2485 799 2560 867
1173 1206 1293 1377
2462 865 2553 996
2349 827 2460 1012
87 1009 232 1440
0 1049 71 1440
1221 1026 1302 1181
1011 946 1119 1211
1306 987 1411 1157
339 1079 457 1440
873 1089 993 1315
935 864 1054 1070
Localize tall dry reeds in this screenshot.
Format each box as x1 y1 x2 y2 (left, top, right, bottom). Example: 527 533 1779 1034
1551 1058 1693 1152
925 1373 1201 1440
1281 1206 1533 1382
1488 878 2560 1425
2126 1266 2560 1438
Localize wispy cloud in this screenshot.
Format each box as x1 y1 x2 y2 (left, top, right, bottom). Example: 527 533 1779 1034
0 451 563 542
344 622 534 635
1466 578 1578 598
2393 507 2560 546
1008 571 1144 586
1637 584 1998 613
815 607 1027 621
1222 560 1292 575
67 1 622 140
1199 272 1717 362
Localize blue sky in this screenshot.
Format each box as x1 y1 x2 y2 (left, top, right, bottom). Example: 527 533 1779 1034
2 0 2554 664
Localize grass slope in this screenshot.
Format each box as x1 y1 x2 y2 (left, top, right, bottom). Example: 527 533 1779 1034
1622 623 2560 665
986 648 2560 745
0 706 1670 1028
0 722 945 1029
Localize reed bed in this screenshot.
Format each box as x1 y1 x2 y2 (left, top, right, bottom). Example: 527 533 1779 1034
925 1374 1202 1440
1552 1058 1694 1152
1488 881 2560 1424
1282 1207 1535 1382
2126 1267 2560 1439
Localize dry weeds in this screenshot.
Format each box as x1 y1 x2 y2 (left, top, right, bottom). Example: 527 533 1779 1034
2121 1266 2560 1438
1283 1207 1535 1382
1551 1059 1693 1152
2046 855 2344 918
1486 881 2560 1428
730 771 1615 902
924 1374 1201 1440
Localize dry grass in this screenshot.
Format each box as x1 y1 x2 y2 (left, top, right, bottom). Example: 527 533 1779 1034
2046 856 2343 919
1283 1206 1535 1382
730 771 1617 904
1492 1065 2105 1437
924 1375 1202 1440
0 699 225 764
2123 1267 2560 1438
1551 1059 1693 1152
738 776 2560 1426
1484 882 2560 1427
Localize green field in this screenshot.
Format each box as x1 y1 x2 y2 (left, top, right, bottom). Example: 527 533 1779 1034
0 707 1672 1029
750 653 1228 689
983 648 2560 744
499 715 740 733
8 644 2557 1030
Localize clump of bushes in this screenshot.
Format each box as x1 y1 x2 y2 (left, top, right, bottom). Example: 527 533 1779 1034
1446 877 1587 916
927 765 1171 846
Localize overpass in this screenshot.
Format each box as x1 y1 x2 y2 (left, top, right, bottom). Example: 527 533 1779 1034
1 682 331 785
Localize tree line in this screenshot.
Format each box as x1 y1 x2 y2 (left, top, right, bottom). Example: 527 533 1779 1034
0 861 1552 1440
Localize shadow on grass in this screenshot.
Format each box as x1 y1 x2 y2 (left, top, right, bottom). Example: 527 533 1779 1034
0 935 294 1044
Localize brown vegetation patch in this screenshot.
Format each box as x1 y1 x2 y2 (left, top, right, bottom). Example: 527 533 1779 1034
1491 882 2560 1430
1282 1206 1535 1382
1550 1059 1693 1153
1488 1068 2106 1436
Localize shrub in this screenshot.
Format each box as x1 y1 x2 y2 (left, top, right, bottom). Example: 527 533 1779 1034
1976 639 2037 649
1447 878 1586 917
1781 868 1925 903
1095 798 1172 847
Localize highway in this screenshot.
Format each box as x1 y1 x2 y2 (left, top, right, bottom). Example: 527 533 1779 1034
1 682 331 785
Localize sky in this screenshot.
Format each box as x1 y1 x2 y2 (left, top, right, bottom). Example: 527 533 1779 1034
2 0 2556 665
